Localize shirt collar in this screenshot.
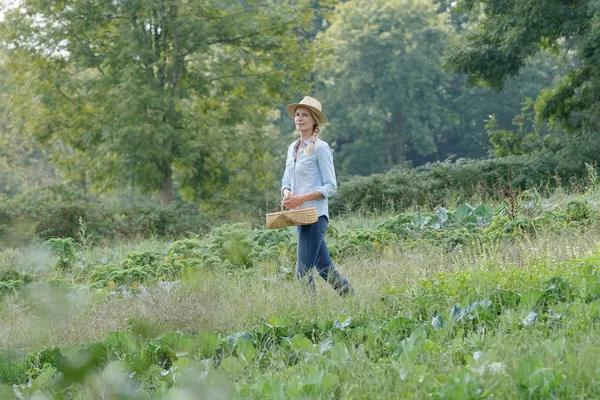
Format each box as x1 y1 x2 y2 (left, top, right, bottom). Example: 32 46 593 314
295 136 314 148
293 137 314 158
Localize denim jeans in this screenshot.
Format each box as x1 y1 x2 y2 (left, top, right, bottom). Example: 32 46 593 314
296 216 353 296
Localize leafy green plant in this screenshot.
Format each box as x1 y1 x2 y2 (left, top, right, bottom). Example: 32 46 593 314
43 238 77 272
0 268 34 296
89 251 182 287
207 224 254 269
332 229 397 259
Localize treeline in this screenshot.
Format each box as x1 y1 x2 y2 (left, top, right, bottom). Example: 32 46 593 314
1 0 599 245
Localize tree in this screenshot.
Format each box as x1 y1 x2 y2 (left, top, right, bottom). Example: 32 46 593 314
1 0 321 203
435 49 568 162
316 0 455 176
446 0 600 158
0 52 55 195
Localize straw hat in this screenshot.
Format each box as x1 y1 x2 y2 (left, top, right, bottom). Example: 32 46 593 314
286 96 328 125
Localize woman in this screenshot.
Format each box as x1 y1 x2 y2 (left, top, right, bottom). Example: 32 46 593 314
281 96 353 296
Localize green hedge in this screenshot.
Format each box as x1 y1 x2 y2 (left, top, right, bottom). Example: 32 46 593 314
0 184 206 247
331 153 589 215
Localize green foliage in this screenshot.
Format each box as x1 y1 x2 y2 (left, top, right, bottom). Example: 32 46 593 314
5 249 600 398
314 0 565 175
446 0 600 163
4 191 596 296
374 203 494 250
317 0 455 173
43 238 77 272
0 0 323 204
0 268 33 297
111 198 205 238
0 54 56 197
482 199 598 241
86 228 295 288
332 154 588 215
0 248 35 297
0 184 206 247
5 187 600 397
249 228 295 264
89 250 186 288
566 199 595 223
330 229 397 259
207 224 255 269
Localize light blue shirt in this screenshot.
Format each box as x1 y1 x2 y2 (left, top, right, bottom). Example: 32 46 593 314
281 137 337 219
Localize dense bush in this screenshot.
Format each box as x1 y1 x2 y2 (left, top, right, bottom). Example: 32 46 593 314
0 184 206 247
331 153 589 215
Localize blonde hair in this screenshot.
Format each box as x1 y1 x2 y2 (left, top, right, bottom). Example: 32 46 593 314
304 109 321 155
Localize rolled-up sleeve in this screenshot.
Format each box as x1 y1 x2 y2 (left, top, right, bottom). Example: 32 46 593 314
316 145 337 198
281 146 293 196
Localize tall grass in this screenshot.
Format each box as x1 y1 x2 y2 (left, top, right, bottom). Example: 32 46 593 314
2 226 599 355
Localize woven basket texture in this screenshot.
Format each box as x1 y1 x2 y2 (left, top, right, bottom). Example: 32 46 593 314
266 207 318 229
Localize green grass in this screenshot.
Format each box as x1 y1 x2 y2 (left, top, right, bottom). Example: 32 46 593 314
2 189 600 398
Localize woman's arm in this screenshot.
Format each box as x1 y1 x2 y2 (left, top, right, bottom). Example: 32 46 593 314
281 146 293 196
315 144 337 198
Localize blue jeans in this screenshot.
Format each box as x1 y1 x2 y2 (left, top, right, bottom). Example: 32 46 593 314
296 216 353 296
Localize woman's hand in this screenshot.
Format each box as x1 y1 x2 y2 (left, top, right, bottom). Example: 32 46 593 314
282 192 305 209
282 190 323 209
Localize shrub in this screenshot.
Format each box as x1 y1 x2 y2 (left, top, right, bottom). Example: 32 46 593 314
207 224 254 269
89 251 178 287
331 153 588 215
0 184 206 247
111 200 204 238
15 184 111 240
43 238 77 272
566 199 597 223
0 266 34 297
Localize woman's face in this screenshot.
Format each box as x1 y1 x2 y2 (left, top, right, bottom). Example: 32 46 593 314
294 106 316 134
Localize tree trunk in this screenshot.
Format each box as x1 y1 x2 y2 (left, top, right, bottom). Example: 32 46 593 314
157 4 180 205
383 108 406 169
160 161 174 203
391 108 407 165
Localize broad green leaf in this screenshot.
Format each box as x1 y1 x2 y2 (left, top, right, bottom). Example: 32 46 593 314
195 331 222 359
219 356 246 377
266 315 296 328
289 335 313 352
259 378 285 400
520 288 544 313
235 340 257 363
331 342 350 364
431 314 444 330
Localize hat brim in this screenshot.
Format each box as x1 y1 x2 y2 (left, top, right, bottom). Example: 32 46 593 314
286 103 328 125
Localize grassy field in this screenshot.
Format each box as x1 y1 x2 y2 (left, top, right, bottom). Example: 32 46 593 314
1 189 600 398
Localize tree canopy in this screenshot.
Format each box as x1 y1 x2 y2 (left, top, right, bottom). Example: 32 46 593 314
446 0 600 138
0 0 590 219
313 0 564 177
316 0 455 175
1 0 322 203
0 52 55 195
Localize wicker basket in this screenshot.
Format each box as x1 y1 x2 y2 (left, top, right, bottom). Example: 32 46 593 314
266 206 318 229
